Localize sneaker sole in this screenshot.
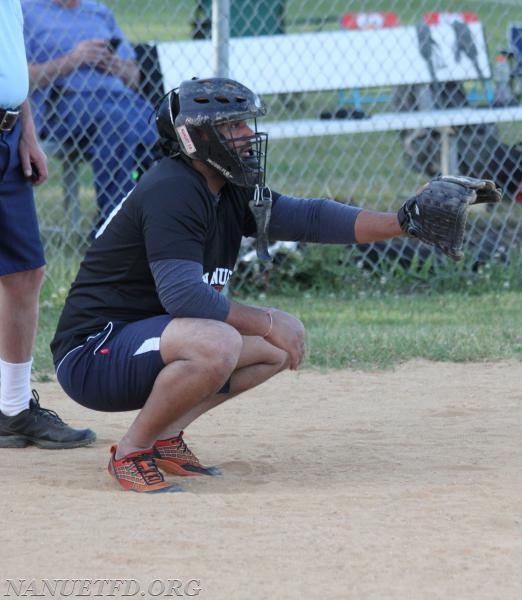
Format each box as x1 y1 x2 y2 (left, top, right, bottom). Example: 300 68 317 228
0 435 30 449
0 432 96 450
155 457 222 477
107 467 184 493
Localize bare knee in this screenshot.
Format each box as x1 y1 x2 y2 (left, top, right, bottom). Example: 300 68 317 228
202 324 243 375
161 319 243 376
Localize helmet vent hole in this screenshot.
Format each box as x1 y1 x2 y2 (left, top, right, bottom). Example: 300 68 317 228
194 96 210 104
215 95 231 104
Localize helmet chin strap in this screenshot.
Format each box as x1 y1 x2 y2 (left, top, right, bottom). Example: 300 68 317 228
249 185 273 261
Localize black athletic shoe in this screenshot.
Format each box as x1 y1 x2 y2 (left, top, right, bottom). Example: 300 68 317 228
0 390 96 449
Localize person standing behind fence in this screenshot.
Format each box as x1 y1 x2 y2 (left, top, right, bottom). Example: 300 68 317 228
22 0 158 230
0 0 96 449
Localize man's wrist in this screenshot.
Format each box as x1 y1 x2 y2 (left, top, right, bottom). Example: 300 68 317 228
262 309 274 338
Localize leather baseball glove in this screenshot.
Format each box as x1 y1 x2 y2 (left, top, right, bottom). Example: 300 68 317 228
398 175 502 261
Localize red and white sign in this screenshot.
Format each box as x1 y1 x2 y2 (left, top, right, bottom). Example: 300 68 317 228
423 12 480 26
340 11 399 30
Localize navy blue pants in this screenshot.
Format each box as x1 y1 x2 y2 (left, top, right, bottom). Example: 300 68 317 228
42 88 158 221
56 315 231 414
56 316 170 413
0 121 46 276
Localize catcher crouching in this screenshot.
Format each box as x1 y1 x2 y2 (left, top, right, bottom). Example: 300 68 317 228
49 77 502 492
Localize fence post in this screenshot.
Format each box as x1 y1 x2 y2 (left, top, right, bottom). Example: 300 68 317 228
212 0 230 77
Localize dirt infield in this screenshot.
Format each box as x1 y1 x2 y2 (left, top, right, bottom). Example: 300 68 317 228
2 360 521 599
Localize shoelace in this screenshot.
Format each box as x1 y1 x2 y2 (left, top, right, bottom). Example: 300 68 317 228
130 454 165 485
30 390 66 424
174 432 189 455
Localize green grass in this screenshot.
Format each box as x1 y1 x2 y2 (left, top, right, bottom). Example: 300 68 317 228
103 0 195 41
34 286 522 378
239 290 522 370
267 130 420 205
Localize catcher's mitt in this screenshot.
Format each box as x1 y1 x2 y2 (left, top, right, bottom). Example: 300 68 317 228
397 175 502 261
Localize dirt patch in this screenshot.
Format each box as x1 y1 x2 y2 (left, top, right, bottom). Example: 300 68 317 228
2 360 521 599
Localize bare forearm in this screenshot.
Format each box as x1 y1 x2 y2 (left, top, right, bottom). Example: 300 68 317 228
28 53 140 91
20 100 37 140
354 210 402 243
226 300 273 338
18 100 48 183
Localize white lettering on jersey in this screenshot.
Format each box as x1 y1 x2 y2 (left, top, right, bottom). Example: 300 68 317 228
202 268 233 290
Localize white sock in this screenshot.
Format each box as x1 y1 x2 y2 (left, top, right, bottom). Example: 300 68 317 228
0 358 33 416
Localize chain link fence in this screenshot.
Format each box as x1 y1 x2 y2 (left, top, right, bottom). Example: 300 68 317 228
29 0 522 291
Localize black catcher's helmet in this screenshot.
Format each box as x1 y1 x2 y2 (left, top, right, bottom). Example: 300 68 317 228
155 77 268 187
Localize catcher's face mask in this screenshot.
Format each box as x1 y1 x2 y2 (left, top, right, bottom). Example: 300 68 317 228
156 77 268 187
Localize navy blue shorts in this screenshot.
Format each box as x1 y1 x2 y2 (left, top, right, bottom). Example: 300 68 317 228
55 316 171 412
0 122 46 276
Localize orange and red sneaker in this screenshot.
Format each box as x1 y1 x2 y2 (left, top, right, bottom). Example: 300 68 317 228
107 445 183 493
153 431 221 477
